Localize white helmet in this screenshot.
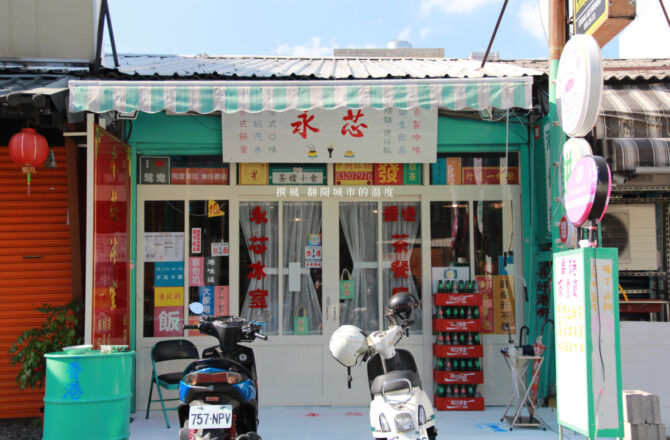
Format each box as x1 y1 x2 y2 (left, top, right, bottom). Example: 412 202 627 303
329 325 368 367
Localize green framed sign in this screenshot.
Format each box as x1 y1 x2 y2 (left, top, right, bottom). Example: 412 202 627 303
268 165 326 185
553 248 623 438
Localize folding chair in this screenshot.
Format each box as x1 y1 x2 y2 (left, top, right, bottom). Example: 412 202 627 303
145 339 199 428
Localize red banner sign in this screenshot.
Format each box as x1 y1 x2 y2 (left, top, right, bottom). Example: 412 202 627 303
92 125 132 347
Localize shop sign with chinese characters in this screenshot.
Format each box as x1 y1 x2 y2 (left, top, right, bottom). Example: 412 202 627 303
92 125 132 347
553 248 623 438
222 108 437 163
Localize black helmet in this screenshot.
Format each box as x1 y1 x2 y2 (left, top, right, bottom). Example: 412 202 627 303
385 292 419 324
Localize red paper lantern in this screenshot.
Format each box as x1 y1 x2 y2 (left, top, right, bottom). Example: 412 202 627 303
9 127 49 167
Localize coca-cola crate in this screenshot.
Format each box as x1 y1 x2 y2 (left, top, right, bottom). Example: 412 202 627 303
433 293 482 307
433 318 482 332
433 370 484 384
433 396 485 411
433 344 484 358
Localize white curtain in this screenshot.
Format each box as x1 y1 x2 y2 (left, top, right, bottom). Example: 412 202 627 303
382 201 422 330
340 202 379 333
282 202 322 335
239 202 279 334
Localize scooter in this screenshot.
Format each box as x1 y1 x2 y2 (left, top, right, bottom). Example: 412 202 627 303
179 302 268 440
330 292 438 440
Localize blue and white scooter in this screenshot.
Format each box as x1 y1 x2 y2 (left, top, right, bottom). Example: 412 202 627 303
179 302 268 440
330 292 438 440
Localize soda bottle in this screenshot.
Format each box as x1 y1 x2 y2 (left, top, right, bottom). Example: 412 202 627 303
467 384 474 397
471 280 478 293
437 332 445 345
438 280 444 293
467 332 474 345
473 333 481 345
445 359 452 371
459 332 466 345
467 359 473 371
445 306 453 319
437 306 444 319
453 385 460 398
437 384 445 397
457 280 465 292
473 306 480 319
474 358 481 371
458 307 466 319
475 385 482 398
437 358 444 371
460 384 467 397
466 306 473 319
446 385 453 397
445 280 452 292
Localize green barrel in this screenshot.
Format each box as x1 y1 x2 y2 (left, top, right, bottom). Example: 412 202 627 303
43 350 134 440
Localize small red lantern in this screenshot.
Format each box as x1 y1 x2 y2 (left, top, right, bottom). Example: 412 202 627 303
8 127 49 195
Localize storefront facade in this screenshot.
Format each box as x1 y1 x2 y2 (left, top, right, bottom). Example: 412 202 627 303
69 57 541 409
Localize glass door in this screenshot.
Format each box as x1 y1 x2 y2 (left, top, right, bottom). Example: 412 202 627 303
238 200 330 405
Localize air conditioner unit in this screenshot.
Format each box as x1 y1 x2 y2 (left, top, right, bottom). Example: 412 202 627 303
601 204 660 271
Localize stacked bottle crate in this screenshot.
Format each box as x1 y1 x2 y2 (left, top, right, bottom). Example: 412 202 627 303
433 279 485 410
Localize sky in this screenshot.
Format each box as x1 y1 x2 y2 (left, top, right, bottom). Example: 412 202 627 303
106 0 669 60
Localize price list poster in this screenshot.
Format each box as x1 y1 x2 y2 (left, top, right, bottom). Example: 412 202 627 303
553 248 623 438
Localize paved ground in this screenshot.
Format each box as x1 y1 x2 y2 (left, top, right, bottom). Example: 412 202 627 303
133 406 589 439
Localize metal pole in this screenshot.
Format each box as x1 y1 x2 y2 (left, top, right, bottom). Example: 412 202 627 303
660 0 670 29
481 0 509 68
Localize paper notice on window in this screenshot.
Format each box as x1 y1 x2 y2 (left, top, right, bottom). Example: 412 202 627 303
144 232 185 262
289 262 301 292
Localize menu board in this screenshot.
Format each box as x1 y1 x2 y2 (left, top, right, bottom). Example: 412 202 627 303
553 248 623 438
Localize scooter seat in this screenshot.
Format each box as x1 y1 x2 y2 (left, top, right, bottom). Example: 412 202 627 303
370 370 421 396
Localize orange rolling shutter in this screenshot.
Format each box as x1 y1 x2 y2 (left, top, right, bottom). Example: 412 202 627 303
0 145 73 418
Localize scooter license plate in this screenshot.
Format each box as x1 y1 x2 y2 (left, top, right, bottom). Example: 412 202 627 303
189 404 233 429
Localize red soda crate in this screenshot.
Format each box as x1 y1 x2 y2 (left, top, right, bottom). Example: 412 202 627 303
433 370 484 384
433 344 484 358
433 318 482 332
433 396 485 411
433 293 482 307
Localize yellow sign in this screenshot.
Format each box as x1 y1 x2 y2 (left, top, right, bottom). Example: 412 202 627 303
208 200 225 217
334 163 373 186
239 163 269 185
155 286 184 307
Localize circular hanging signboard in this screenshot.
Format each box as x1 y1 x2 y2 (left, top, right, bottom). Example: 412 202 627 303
565 155 612 227
556 34 603 138
561 137 593 198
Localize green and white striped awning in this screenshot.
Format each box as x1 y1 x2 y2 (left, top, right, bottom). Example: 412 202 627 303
69 78 533 114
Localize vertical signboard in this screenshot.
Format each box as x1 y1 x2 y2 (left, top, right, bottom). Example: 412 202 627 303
553 248 623 438
92 125 132 347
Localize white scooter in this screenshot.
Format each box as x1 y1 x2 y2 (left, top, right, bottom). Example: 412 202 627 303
330 292 437 440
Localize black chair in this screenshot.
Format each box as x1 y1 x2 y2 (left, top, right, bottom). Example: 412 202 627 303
145 339 199 428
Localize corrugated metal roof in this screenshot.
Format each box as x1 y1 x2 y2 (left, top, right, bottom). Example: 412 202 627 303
94 54 544 80
498 58 670 81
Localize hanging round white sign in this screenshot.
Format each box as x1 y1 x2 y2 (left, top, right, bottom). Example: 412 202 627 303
556 34 603 138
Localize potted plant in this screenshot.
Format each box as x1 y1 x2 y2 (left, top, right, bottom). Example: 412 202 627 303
9 301 84 390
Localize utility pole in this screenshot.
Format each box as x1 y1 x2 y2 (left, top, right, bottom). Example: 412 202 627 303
549 3 566 439
549 0 567 249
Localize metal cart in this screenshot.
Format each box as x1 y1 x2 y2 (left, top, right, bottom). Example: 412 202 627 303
500 351 548 431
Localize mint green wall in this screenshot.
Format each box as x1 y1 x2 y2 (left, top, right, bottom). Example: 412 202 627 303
129 112 530 154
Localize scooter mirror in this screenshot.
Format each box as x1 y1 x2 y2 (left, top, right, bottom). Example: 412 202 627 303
255 310 271 323
189 302 204 315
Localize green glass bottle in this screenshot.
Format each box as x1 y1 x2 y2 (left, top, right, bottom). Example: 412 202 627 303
438 280 444 293
437 358 445 371
457 280 465 292
445 306 452 319
473 306 480 319
467 359 473 371
459 332 466 345
473 333 481 345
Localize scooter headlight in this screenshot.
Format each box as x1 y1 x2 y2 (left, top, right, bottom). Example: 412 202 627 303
418 405 427 425
183 371 244 386
379 414 391 432
394 412 415 432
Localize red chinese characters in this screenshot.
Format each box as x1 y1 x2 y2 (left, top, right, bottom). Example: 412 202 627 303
341 109 368 138
248 206 269 309
385 204 417 282
291 112 320 139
